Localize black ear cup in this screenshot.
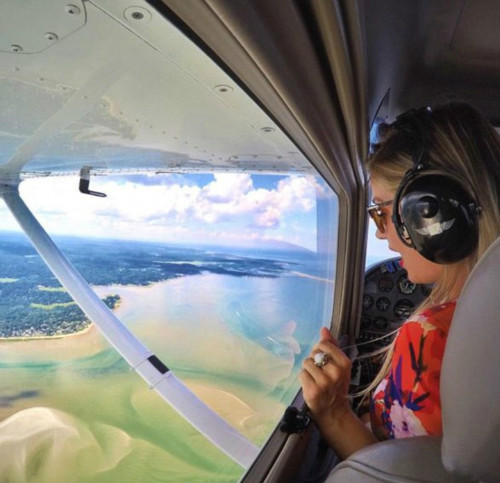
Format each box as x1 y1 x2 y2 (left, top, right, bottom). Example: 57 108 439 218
393 172 479 263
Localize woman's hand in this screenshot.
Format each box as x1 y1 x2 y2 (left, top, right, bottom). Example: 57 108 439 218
300 327 352 425
300 327 378 459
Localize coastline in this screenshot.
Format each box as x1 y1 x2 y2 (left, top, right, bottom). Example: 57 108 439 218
0 319 107 363
290 270 334 284
0 282 163 362
0 321 94 343
0 289 122 343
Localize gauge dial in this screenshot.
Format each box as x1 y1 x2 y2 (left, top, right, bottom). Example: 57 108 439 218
378 276 394 292
398 274 416 295
376 297 391 312
363 294 374 310
394 299 414 319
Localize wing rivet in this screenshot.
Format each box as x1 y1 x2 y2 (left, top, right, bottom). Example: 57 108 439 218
65 5 81 15
214 84 233 94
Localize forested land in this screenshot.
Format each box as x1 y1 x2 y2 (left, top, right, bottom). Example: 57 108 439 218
0 232 293 338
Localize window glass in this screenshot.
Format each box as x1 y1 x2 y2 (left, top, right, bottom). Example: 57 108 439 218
0 0 340 480
0 171 338 483
367 106 394 267
366 222 395 267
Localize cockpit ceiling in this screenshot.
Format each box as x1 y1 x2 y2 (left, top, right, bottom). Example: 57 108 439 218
364 0 500 125
0 0 311 180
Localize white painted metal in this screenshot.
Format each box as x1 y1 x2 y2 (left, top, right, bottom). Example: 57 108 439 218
0 0 311 177
0 182 259 468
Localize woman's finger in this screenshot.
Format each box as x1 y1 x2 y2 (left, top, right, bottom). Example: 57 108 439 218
320 327 339 346
313 340 350 366
302 355 347 387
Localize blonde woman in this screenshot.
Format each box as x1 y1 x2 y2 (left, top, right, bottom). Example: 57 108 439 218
300 102 500 459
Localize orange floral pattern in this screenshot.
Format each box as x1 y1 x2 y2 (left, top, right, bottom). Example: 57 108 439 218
370 301 456 440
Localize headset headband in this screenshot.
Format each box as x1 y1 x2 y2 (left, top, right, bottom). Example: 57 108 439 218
392 106 433 167
391 106 434 244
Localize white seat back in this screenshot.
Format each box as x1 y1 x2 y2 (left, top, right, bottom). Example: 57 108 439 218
326 236 500 483
441 236 500 482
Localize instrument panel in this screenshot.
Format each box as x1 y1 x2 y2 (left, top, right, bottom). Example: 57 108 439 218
352 258 432 395
357 258 431 350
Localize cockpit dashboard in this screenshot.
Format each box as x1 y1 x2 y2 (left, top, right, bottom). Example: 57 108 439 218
354 258 432 391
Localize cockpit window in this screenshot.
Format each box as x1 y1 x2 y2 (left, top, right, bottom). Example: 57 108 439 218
0 0 339 481
366 221 395 267
0 174 338 483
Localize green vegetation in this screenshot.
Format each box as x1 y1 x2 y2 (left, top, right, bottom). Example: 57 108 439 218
31 302 76 310
37 285 67 292
0 292 120 338
0 232 291 339
0 234 126 338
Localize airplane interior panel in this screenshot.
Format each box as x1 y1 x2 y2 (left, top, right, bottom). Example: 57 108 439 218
354 258 432 391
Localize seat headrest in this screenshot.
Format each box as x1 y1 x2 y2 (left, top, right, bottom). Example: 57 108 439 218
441 236 500 483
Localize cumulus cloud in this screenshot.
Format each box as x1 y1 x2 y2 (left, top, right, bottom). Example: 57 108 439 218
11 172 322 249
192 174 316 227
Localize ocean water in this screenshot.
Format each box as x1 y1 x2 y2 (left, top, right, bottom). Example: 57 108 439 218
0 235 334 483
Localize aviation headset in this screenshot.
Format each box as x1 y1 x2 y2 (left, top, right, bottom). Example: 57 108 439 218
389 106 481 264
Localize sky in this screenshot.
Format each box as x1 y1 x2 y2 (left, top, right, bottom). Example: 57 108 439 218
0 171 394 262
366 220 395 265
0 173 324 251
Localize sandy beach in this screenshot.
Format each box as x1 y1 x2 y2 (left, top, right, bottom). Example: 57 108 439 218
0 285 126 362
0 322 106 363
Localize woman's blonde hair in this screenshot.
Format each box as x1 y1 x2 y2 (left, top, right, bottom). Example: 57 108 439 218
359 102 500 398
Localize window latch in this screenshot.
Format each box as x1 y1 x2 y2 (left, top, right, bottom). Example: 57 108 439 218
280 406 310 434
79 166 107 197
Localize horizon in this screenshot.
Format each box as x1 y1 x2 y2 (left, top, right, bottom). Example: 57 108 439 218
0 173 325 252
0 228 316 255
0 225 394 267
0 172 394 263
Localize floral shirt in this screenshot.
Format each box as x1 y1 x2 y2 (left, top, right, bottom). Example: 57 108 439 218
370 301 456 440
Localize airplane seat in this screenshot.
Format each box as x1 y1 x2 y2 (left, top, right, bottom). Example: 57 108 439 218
325 235 500 483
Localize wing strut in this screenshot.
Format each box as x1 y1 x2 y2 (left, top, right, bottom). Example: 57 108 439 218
0 182 259 469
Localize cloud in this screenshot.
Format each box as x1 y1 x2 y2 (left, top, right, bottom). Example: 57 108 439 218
202 173 253 202
12 173 321 249
192 174 316 227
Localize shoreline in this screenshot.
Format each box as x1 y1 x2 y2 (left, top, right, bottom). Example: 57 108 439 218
290 270 334 284
0 320 107 363
0 277 201 343
0 290 123 343
0 321 94 343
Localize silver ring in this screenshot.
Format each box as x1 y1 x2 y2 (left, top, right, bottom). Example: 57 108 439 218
313 352 328 367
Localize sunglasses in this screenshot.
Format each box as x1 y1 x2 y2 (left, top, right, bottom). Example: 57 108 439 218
367 199 393 233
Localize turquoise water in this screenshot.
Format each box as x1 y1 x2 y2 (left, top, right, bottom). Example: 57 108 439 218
0 263 331 482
